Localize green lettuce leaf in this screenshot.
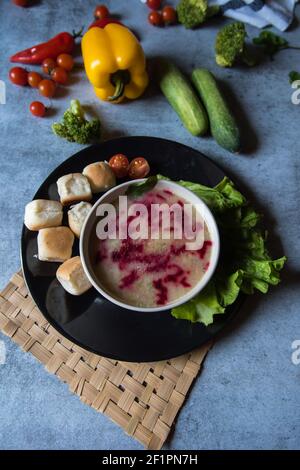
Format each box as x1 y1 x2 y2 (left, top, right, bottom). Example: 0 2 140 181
167 176 286 326
240 256 287 294
157 175 245 212
240 206 262 229
126 175 158 198
217 270 244 307
172 281 225 326
177 176 246 212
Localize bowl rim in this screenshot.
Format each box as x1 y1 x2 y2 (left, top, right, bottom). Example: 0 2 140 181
80 178 220 312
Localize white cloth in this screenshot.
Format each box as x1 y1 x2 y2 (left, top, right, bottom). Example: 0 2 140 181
209 0 298 30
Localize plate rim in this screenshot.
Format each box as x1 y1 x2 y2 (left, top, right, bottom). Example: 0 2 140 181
20 136 243 361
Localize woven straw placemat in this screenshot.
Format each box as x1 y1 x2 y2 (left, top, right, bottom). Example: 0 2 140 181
0 271 211 450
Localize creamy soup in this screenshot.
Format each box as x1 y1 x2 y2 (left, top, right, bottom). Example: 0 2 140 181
91 187 213 308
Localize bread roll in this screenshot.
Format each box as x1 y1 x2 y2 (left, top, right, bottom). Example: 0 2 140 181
57 173 92 206
37 227 74 262
24 200 63 231
82 162 116 193
56 256 92 295
68 201 92 238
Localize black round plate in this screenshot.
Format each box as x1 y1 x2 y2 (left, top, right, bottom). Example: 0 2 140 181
21 137 242 362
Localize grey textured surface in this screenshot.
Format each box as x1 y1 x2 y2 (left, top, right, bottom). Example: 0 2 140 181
0 0 300 451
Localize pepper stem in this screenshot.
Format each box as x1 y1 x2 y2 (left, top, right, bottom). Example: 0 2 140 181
72 27 84 39
109 70 131 102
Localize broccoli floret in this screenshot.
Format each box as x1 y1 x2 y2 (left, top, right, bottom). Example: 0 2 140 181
215 22 255 67
177 0 219 29
52 100 101 144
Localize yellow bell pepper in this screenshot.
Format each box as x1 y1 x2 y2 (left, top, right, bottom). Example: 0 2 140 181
81 23 149 103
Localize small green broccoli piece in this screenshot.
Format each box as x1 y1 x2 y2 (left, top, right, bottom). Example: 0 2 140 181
177 0 219 29
253 31 300 61
215 22 255 67
289 71 300 84
52 100 101 145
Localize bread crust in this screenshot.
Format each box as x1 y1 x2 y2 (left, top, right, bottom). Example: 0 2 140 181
68 201 92 238
37 226 74 262
83 162 116 193
57 173 92 206
24 199 63 231
56 256 92 295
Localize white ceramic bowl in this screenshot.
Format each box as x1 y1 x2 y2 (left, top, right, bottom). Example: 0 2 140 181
80 179 220 312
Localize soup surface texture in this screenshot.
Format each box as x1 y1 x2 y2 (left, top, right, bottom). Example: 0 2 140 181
92 187 213 307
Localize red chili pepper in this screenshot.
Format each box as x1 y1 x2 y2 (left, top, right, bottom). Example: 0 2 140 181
88 18 122 30
10 29 83 64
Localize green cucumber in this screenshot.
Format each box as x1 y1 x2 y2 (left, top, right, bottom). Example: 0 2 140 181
156 59 208 136
192 68 240 153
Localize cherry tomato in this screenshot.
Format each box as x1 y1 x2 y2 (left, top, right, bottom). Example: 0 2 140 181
146 0 161 10
128 158 150 179
30 101 46 118
57 53 74 72
42 58 56 75
12 0 28 6
162 6 177 25
9 67 28 86
148 10 163 26
109 154 130 179
27 71 42 88
38 79 56 98
94 5 109 20
51 67 68 85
